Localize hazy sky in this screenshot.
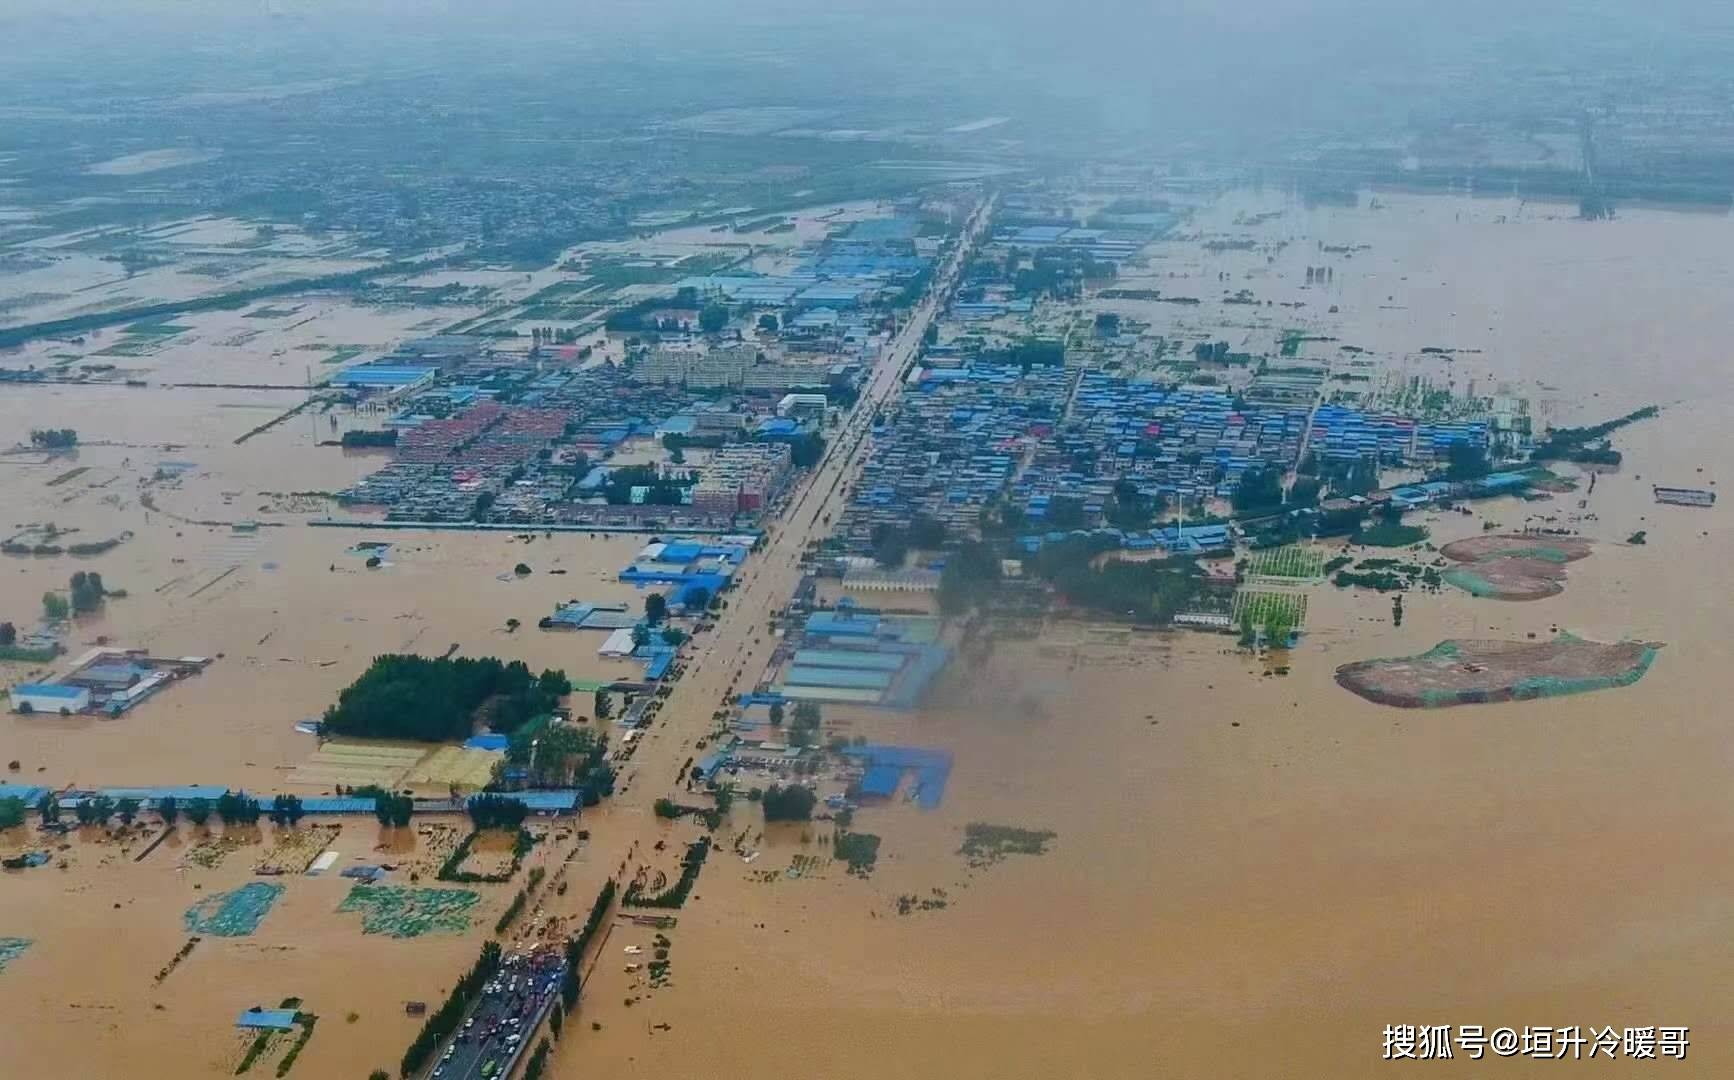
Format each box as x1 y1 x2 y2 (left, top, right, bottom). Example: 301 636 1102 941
5 0 1733 153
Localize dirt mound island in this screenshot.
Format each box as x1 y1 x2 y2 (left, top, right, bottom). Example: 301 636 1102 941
1336 635 1661 708
1440 533 1593 600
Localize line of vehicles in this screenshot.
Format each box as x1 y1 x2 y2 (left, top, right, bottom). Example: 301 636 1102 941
430 950 566 1080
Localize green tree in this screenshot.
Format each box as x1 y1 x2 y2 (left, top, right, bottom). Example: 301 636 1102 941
768 701 785 727
936 541 1002 615
756 313 779 333
906 514 947 549
30 428 78 449
1234 467 1284 513
115 796 140 825
36 792 60 824
270 794 305 826
660 626 687 647
1288 475 1322 507
683 586 710 612
158 795 180 825
69 571 105 613
368 790 413 828
644 593 668 624
78 794 115 825
1444 440 1490 481
1265 613 1293 649
41 592 69 621
185 797 211 827
593 689 612 721
467 793 529 830
1046 495 1087 529
698 303 728 333
789 432 826 467
0 622 15 646
523 723 597 786
870 525 910 569
322 655 570 743
761 784 817 822
0 796 26 829
537 668 571 699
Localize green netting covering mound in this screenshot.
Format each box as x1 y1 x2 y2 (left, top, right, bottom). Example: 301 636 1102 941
1440 534 1593 564
338 885 479 938
1439 534 1592 600
184 882 285 937
0 938 32 973
1336 634 1661 708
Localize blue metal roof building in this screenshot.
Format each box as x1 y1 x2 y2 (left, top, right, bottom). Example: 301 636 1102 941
236 1009 299 1031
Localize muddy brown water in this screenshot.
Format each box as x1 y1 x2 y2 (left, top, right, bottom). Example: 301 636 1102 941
3 189 1734 1076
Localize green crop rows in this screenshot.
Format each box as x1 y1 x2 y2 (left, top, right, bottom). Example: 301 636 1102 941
1248 544 1325 580
1230 589 1309 630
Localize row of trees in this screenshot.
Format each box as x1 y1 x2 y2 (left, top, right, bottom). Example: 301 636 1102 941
400 941 502 1077
29 428 77 449
32 790 267 827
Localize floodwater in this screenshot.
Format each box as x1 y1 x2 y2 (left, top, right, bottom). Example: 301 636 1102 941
553 191 1734 1078
4 188 1734 1077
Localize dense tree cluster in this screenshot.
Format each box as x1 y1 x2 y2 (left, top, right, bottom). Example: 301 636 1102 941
1232 467 1284 514
789 432 826 468
339 429 397 448
506 720 606 788
215 791 262 825
69 571 106 614
322 655 570 742
787 702 822 748
936 541 1003 615
29 428 77 449
761 783 817 822
698 302 729 333
41 592 69 621
269 794 306 826
467 793 530 830
1027 535 1213 622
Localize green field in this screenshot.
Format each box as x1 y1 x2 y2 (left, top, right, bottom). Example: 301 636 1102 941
1248 544 1325 580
